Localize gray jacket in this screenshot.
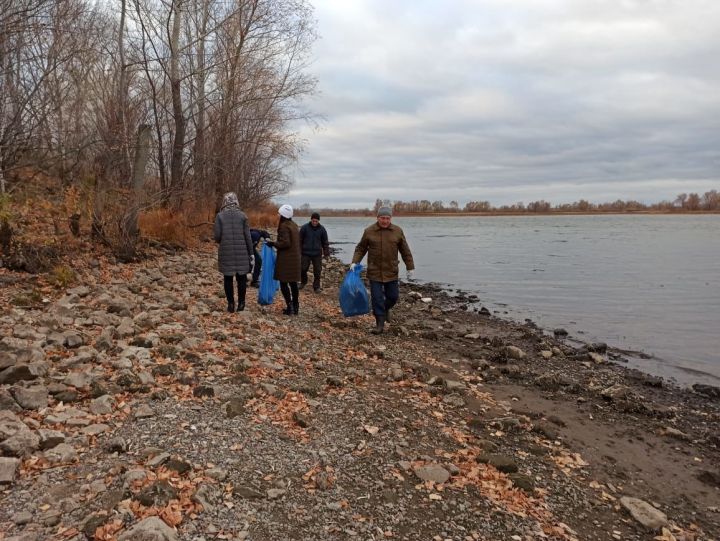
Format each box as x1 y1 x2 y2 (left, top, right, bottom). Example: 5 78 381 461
214 206 253 275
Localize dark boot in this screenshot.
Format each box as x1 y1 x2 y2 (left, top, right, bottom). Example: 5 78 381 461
282 303 293 316
370 316 385 335
385 309 391 322
292 300 299 316
227 302 235 313
236 301 245 312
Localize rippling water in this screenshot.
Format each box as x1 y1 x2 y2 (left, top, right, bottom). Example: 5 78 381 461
318 215 720 385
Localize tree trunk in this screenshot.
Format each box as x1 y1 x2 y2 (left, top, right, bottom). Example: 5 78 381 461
125 124 152 240
169 0 185 205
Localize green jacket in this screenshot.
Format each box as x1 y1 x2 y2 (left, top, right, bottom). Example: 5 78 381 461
352 223 415 282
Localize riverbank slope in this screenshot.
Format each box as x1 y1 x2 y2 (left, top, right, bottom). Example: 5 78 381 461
0 247 718 541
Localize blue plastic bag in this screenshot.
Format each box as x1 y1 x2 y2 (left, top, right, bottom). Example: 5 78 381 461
257 243 279 305
339 264 370 317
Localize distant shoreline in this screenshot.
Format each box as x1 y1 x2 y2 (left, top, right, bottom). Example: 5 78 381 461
296 210 720 218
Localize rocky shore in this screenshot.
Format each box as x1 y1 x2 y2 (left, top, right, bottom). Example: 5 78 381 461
0 247 718 541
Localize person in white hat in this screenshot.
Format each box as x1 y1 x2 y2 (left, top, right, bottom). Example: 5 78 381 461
266 204 301 315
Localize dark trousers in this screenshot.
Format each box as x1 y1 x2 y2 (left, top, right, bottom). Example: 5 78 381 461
252 248 262 283
224 273 247 304
370 280 399 318
301 255 323 289
280 282 299 307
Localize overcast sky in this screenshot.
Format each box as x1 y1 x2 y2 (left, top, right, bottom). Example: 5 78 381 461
286 0 720 209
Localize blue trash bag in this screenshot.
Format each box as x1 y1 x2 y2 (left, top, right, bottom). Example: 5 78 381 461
339 264 370 317
258 243 279 305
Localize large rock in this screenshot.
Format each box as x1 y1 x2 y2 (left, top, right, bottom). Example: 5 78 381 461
0 457 20 484
118 517 178 541
620 497 668 531
10 385 49 410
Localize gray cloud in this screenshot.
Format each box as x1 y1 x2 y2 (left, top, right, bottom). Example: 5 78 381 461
286 0 720 208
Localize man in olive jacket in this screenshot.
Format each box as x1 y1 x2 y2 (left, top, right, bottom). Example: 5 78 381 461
351 206 415 334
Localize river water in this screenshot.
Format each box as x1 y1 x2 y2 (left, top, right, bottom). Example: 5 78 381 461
318 215 720 385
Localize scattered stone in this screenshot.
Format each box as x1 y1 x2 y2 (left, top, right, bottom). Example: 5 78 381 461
504 346 526 360
192 483 218 512
206 467 228 481
37 429 65 450
293 411 310 428
82 514 108 539
136 480 178 507
443 379 466 392
587 352 605 364
326 376 343 387
266 488 286 500
10 385 48 410
509 473 535 493
235 486 264 499
105 437 129 454
540 350 553 360
0 388 21 411
134 404 155 419
413 464 450 484
0 428 40 456
45 443 77 464
61 372 90 391
90 395 115 415
118 516 178 541
661 427 691 441
553 328 568 338
193 385 215 398
0 364 43 385
166 458 192 475
147 452 171 468
476 454 519 473
81 423 110 436
64 333 84 348
223 397 246 418
13 510 33 525
693 384 720 400
620 496 668 531
442 394 465 407
0 457 20 484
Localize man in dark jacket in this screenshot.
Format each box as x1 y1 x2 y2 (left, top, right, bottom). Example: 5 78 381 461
351 206 414 334
299 212 330 292
250 228 270 287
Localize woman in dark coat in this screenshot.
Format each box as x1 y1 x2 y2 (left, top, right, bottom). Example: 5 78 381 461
214 192 254 312
266 204 301 315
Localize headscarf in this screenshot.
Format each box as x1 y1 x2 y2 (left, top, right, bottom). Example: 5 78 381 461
222 192 239 210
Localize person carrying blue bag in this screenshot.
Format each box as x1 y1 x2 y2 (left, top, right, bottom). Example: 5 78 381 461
257 242 279 305
351 206 415 334
339 264 370 317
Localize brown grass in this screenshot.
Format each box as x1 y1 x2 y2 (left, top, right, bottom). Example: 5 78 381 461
246 204 279 229
138 208 206 248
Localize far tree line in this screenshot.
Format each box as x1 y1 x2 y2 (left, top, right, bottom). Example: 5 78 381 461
298 191 720 215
